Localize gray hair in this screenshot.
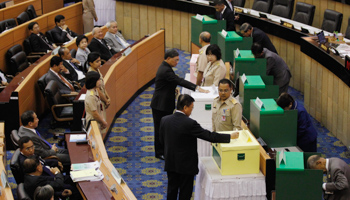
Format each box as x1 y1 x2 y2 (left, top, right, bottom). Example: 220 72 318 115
92 27 100 35
105 21 117 28
34 185 54 200
307 155 321 169
239 23 252 32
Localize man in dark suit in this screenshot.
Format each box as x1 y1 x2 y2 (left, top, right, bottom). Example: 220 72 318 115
240 23 278 54
307 155 350 200
18 110 71 166
251 43 291 94
45 56 79 95
28 22 57 53
150 49 208 160
88 27 116 61
50 15 78 43
214 0 235 31
160 94 239 200
223 0 240 20
58 47 85 85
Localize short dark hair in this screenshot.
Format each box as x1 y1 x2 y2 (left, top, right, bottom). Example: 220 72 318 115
239 23 252 32
87 52 101 65
276 93 294 109
218 78 234 89
28 22 38 30
21 110 35 126
19 136 32 150
164 49 179 59
85 71 101 89
76 35 88 47
213 0 225 6
34 185 54 200
58 47 67 57
200 32 211 43
177 94 195 110
50 56 63 68
251 43 264 55
206 44 222 60
23 155 40 174
54 15 65 24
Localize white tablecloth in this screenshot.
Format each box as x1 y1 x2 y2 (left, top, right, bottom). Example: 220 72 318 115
194 157 266 200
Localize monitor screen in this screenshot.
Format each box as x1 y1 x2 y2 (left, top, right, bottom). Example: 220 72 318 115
317 31 327 44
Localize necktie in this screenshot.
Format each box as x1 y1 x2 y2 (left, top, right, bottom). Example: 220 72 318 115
66 30 73 40
57 73 75 91
115 35 126 48
70 61 81 71
35 130 52 148
102 39 111 50
43 165 55 177
40 35 54 50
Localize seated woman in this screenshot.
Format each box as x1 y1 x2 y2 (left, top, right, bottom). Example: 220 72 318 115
75 35 91 70
85 71 107 135
202 44 226 86
276 93 318 152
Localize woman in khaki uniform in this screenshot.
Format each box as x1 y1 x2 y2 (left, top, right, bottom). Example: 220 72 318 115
202 44 226 86
83 0 98 33
85 71 107 134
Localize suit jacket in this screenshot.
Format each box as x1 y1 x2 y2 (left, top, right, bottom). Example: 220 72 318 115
24 173 65 199
264 48 291 88
76 47 90 66
253 27 278 54
159 112 231 175
62 60 84 82
150 61 197 112
215 7 235 31
19 153 59 169
223 0 235 13
28 33 53 52
324 158 350 200
45 69 73 94
104 31 128 53
18 126 57 160
51 26 78 43
88 37 116 61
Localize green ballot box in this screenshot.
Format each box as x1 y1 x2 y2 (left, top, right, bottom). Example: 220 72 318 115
191 15 226 46
233 50 267 79
239 75 279 120
250 98 297 147
218 31 253 62
275 151 323 200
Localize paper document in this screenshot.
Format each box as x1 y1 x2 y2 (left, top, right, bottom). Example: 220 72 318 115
71 161 100 171
69 134 86 142
78 94 86 100
70 168 104 182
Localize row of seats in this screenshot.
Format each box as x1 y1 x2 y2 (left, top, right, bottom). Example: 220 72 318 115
0 4 37 33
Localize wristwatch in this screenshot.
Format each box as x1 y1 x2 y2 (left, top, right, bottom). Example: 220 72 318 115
55 171 59 175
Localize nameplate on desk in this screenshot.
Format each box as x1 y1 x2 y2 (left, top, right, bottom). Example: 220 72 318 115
234 7 243 13
241 73 247 84
320 44 329 53
122 47 132 56
301 27 309 34
0 171 9 188
255 97 264 109
196 14 204 21
235 48 241 58
282 22 294 29
221 29 228 37
259 13 268 19
10 96 18 100
278 150 286 165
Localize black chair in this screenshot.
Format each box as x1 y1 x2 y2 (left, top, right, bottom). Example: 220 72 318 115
45 29 55 44
271 0 294 19
17 12 30 25
23 38 47 58
10 129 20 148
17 183 31 200
6 44 23 75
292 2 315 25
26 4 37 19
10 52 30 75
345 17 350 39
252 0 274 13
233 0 245 7
321 9 343 33
0 1 9 9
37 73 48 97
0 18 17 33
10 149 24 184
70 48 77 58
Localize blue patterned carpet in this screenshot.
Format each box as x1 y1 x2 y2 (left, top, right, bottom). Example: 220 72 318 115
5 49 350 199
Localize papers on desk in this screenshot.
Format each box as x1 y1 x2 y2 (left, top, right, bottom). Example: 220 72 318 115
78 94 86 101
70 168 104 182
335 44 350 58
69 134 86 142
71 161 100 171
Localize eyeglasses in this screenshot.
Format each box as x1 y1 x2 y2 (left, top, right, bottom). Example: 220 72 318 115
219 89 230 93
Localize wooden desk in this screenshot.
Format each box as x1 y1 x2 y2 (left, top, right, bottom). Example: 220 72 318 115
42 0 63 14
0 0 42 21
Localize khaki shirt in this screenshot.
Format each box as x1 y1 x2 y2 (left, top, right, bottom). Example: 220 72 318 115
202 59 226 86
195 44 210 76
212 96 242 131
85 88 106 134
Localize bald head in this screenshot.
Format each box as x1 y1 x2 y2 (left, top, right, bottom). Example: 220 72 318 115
199 31 211 46
307 155 327 173
92 27 104 40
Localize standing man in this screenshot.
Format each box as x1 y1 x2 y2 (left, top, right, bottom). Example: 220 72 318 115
104 21 129 53
251 43 291 94
240 23 278 54
212 79 242 131
160 94 239 200
150 49 208 160
223 0 240 20
213 0 235 31
307 155 350 200
196 32 211 86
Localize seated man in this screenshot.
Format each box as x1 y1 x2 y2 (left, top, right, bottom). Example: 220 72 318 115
45 56 79 95
51 15 78 43
18 136 62 171
88 27 117 61
251 43 291 94
213 0 235 31
58 47 85 85
239 23 278 54
18 110 70 166
307 155 350 200
104 21 129 53
23 156 73 199
0 69 12 87
28 22 57 53
33 185 54 200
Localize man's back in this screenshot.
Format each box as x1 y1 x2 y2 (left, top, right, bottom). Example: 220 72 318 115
253 27 277 54
264 48 291 87
326 158 350 200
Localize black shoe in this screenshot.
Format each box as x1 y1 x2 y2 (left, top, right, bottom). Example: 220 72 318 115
156 155 165 160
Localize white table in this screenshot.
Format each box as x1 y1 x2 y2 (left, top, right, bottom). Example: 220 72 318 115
194 157 266 200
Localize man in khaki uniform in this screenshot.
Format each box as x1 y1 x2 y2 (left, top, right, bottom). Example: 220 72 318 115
196 31 211 85
212 78 242 131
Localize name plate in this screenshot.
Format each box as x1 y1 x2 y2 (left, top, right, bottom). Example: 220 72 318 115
234 7 243 13
320 44 329 53
282 22 294 29
196 14 204 21
235 48 241 58
122 47 132 56
221 29 228 37
241 73 247 83
255 97 264 109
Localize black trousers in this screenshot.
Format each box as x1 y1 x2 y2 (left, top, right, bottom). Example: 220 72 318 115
152 108 172 157
167 171 194 200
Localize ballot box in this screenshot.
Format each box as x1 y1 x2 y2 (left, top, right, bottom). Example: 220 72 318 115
191 15 226 46
190 54 199 84
250 98 297 147
233 50 267 80
217 31 253 63
275 151 323 200
239 75 279 120
212 130 260 175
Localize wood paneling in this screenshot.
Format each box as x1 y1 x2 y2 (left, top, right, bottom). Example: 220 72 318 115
42 0 63 14
0 0 41 21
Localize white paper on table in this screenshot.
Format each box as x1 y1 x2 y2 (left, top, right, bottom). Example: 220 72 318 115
69 134 86 142
78 94 86 100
